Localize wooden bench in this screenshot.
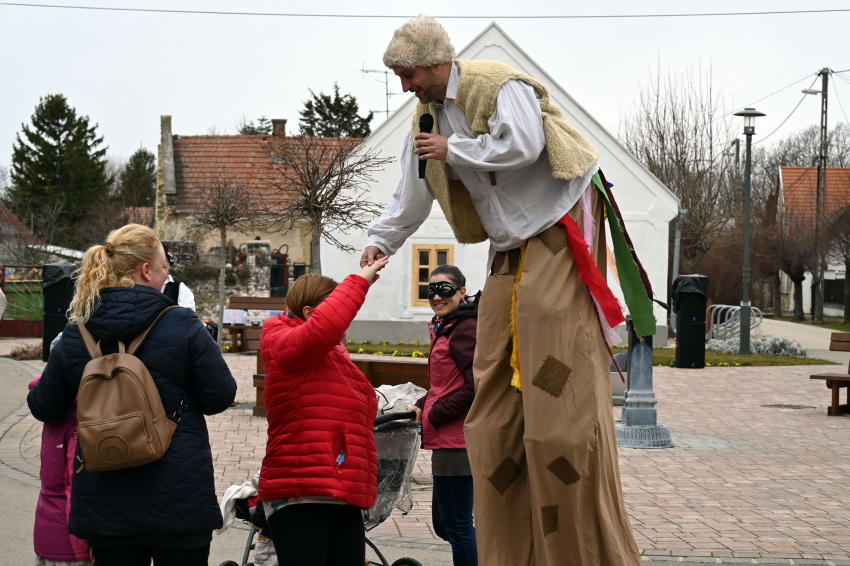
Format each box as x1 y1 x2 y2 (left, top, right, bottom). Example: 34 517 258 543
252 354 429 419
810 333 850 416
225 296 288 353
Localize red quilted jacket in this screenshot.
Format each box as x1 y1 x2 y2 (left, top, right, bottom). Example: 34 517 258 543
258 275 378 509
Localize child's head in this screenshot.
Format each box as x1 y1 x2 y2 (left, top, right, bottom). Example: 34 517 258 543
287 273 338 320
428 265 467 318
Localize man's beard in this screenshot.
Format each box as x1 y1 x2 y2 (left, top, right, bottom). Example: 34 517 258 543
419 68 444 104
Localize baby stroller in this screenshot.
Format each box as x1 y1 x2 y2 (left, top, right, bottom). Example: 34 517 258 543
219 411 423 566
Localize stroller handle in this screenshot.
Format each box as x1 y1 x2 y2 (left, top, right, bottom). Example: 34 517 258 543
374 411 417 426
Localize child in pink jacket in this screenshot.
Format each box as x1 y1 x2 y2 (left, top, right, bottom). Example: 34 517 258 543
29 376 90 566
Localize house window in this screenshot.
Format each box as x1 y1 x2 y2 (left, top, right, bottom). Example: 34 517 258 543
411 244 455 307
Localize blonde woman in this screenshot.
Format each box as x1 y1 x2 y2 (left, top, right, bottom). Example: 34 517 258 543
28 224 237 566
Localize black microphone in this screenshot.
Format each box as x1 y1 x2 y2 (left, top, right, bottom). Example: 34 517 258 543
418 113 434 179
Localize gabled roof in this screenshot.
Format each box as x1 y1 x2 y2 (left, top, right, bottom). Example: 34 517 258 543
363 21 679 220
0 202 40 244
779 166 850 232
171 134 362 214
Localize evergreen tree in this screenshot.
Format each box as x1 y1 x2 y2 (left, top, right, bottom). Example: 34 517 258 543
10 94 111 248
117 147 156 208
299 84 373 138
238 115 273 135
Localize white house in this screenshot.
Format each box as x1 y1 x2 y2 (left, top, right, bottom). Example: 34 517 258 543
323 23 679 345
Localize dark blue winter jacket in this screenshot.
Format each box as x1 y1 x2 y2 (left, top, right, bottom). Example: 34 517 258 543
27 285 237 543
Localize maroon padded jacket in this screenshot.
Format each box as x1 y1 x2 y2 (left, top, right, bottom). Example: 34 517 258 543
258 275 378 509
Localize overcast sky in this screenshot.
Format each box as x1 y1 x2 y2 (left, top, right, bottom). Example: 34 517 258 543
1 0 848 169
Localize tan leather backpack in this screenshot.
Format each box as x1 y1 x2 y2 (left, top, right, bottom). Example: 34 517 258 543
75 306 186 472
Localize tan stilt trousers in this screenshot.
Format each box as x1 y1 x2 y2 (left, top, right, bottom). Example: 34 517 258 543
464 189 641 566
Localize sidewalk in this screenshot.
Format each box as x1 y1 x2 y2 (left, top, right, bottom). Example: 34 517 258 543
4 353 850 559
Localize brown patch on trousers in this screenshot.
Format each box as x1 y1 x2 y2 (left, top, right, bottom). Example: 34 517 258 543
547 456 581 486
489 456 522 494
542 505 559 536
538 223 568 255
532 355 573 398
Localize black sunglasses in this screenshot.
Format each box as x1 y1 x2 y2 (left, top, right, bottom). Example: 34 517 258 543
428 281 459 300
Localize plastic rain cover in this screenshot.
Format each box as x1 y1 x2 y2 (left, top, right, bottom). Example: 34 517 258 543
363 420 422 531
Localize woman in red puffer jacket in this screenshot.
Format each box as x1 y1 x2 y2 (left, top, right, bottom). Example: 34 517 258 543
258 257 387 566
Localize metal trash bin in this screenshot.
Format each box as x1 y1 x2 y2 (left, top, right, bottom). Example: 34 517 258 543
672 274 709 369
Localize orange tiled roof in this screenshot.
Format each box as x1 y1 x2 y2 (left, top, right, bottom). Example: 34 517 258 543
172 134 361 214
780 166 850 232
0 202 40 245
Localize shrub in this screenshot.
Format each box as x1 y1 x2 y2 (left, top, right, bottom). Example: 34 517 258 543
707 335 807 357
11 343 42 360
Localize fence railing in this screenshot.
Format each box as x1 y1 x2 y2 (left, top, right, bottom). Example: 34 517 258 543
706 304 763 341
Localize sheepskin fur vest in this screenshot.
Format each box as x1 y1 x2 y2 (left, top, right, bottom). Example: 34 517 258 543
412 59 599 244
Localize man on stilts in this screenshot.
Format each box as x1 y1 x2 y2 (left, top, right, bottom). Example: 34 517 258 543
361 15 657 566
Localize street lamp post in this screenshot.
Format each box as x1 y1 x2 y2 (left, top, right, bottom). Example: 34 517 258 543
733 108 765 355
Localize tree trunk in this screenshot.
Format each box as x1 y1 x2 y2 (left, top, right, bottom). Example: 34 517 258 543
845 260 850 324
217 227 227 349
772 272 782 318
792 277 805 321
310 219 322 276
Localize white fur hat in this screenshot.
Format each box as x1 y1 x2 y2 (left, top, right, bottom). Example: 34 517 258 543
383 15 456 69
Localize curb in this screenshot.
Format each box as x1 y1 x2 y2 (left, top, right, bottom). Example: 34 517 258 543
642 557 850 565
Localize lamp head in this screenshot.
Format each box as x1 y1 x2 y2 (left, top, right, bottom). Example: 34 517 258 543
733 107 766 135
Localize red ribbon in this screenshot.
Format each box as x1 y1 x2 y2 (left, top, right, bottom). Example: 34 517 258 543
558 213 625 329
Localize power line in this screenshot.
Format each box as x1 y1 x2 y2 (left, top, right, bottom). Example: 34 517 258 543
831 75 850 126
713 73 816 124
1 3 850 19
754 77 819 145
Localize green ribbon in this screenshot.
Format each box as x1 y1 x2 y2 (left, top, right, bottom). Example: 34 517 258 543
592 173 657 337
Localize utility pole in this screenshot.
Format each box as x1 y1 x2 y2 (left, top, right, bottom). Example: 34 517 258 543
813 68 830 323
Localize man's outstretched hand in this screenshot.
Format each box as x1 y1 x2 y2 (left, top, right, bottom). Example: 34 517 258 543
360 246 387 268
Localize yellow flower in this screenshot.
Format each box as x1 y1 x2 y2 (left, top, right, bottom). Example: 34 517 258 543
392 351 399 356
396 341 405 345
411 341 420 346
357 348 364 354
381 341 389 346
347 340 354 345
360 340 371 345
374 351 384 356
411 351 425 358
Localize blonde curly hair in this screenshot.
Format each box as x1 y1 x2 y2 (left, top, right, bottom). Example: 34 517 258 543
383 15 455 69
69 224 162 324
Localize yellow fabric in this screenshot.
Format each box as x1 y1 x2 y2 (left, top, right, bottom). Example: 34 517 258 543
411 59 600 243
509 242 527 391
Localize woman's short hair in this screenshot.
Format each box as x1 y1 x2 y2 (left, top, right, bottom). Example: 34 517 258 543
69 224 162 324
430 264 466 288
286 273 338 320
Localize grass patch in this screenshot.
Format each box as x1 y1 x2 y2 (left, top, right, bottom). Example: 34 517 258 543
775 315 850 333
611 346 835 367
347 342 429 357
4 282 43 320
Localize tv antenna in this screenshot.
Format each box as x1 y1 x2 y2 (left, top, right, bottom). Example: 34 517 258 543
358 63 406 117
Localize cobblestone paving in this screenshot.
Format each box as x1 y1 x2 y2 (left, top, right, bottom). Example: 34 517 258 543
6 351 850 559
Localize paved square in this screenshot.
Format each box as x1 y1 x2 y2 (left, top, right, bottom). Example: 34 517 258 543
5 350 850 559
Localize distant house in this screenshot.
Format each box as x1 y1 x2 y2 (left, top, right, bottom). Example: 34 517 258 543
778 166 850 315
0 202 39 266
321 22 679 344
154 116 312 277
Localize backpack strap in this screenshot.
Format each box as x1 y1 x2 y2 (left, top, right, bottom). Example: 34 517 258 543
127 305 180 355
164 280 180 303
76 322 103 359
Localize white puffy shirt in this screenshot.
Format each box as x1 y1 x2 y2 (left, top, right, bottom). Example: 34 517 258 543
367 62 598 255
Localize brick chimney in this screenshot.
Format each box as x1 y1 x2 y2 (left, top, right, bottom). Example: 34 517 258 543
272 119 287 137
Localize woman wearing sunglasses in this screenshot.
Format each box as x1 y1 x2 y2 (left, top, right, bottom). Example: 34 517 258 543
411 265 479 566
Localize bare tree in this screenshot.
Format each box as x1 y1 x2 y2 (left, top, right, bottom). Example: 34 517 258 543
251 127 391 274
827 203 850 324
184 172 260 348
620 65 740 265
